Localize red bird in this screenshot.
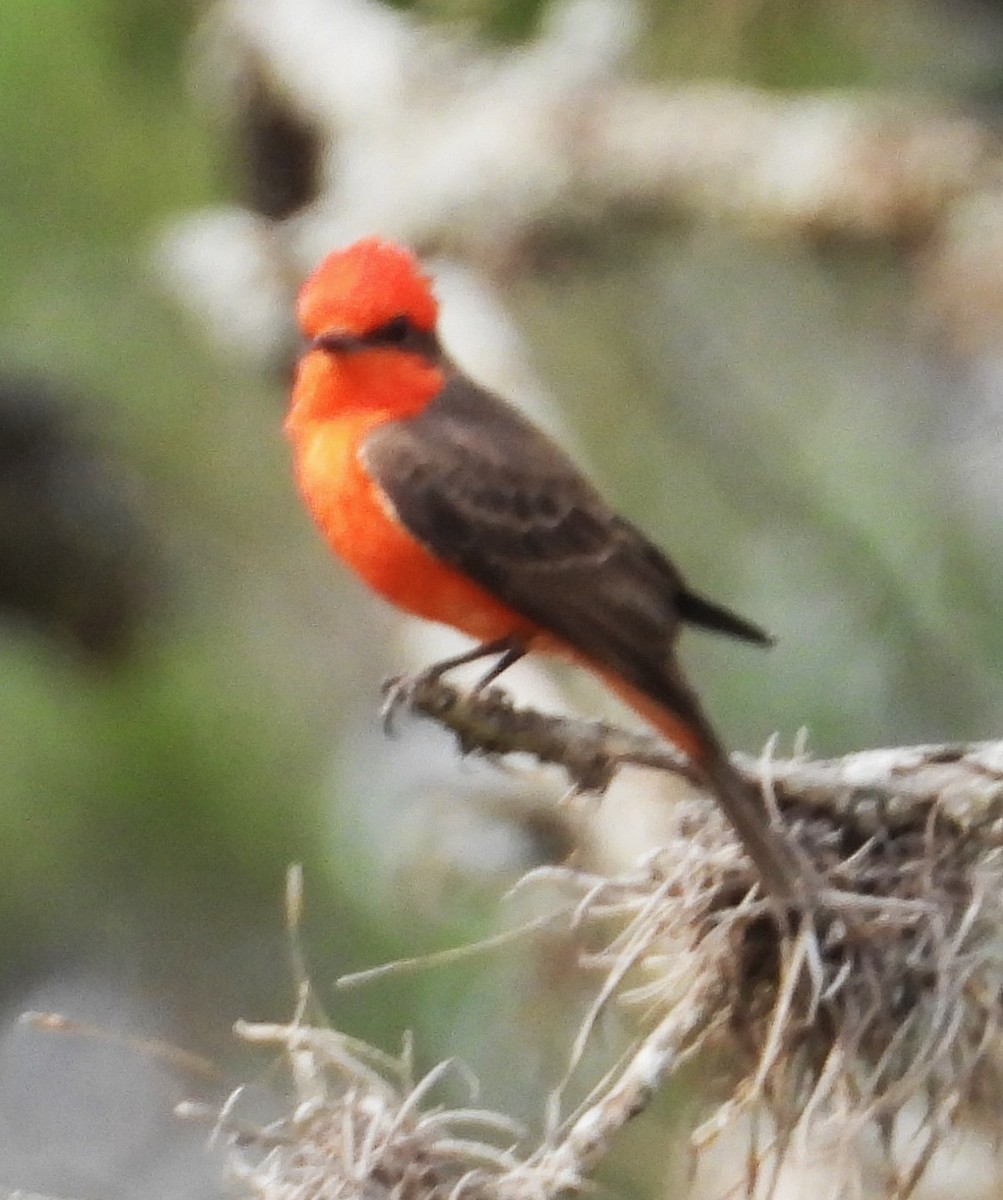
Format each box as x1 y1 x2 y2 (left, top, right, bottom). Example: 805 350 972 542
286 238 806 900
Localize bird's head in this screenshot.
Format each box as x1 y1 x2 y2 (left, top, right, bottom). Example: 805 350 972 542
289 238 446 426
297 237 439 355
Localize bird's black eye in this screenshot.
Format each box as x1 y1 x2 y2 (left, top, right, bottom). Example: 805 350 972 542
362 314 440 360
373 315 411 344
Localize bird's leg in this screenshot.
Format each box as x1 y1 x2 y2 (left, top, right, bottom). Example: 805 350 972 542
421 635 527 687
382 635 527 729
471 642 527 691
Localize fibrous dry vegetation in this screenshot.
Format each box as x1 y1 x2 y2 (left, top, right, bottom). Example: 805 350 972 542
202 681 1003 1200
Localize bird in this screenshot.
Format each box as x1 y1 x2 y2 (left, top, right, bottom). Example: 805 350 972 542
285 237 809 902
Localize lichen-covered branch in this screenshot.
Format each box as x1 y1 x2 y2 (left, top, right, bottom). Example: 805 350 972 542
382 672 699 793
388 671 1003 846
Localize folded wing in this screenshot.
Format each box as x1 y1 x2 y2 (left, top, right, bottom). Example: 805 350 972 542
361 374 768 707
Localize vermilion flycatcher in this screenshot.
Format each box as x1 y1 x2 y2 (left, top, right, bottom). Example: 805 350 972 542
286 238 807 901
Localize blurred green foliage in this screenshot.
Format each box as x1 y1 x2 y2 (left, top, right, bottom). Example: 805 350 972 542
0 0 420 1057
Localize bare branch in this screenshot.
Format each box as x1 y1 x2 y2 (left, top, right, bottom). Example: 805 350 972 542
386 672 1003 845
382 672 699 793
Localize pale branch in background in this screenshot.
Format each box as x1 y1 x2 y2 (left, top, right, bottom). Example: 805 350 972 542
160 0 1002 369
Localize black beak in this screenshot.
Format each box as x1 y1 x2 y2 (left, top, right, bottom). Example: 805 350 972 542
311 331 364 354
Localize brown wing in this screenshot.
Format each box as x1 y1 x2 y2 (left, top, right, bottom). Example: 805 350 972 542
361 372 767 700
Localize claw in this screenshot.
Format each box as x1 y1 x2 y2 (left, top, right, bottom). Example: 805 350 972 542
380 636 527 732
380 673 412 734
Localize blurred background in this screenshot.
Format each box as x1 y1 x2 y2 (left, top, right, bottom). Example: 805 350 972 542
4 0 1003 1195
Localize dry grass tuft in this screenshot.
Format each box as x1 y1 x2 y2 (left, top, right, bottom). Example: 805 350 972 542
553 781 1003 1196
221 1015 536 1200
204 688 1003 1199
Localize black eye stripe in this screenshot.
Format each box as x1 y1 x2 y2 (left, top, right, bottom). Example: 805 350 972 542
368 315 411 344
381 315 410 342
361 317 441 359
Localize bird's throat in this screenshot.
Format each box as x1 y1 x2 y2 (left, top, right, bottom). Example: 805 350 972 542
287 348 444 433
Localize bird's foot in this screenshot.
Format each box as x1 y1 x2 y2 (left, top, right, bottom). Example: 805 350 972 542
380 636 526 732
380 672 418 734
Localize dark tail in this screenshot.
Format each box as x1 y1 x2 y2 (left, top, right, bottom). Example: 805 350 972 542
675 587 774 647
699 747 815 902
609 659 812 903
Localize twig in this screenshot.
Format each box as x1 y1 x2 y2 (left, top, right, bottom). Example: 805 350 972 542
386 673 1003 844
382 672 699 792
